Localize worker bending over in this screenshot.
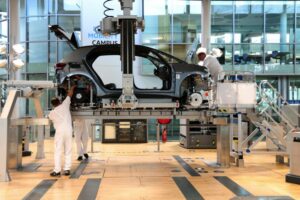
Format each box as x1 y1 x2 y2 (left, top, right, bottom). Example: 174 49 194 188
196 47 224 83
48 86 75 177
73 119 89 161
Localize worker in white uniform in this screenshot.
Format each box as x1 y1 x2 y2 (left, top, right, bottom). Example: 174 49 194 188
196 47 224 83
73 119 89 161
48 86 75 177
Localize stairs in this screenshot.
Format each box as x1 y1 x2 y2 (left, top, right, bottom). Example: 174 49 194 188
243 80 300 153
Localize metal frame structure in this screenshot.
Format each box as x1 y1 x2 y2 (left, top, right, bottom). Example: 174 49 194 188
0 89 20 181
100 0 144 108
0 81 55 182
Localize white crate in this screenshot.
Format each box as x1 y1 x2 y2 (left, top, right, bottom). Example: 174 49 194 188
216 82 256 108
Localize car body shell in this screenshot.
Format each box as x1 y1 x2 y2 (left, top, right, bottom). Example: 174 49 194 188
49 24 210 107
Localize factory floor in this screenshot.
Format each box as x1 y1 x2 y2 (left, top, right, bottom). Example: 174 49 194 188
0 140 299 200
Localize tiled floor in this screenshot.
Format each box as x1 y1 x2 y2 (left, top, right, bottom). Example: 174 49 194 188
0 140 299 200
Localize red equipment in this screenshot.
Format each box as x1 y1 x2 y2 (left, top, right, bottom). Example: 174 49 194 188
162 128 167 143
157 119 171 125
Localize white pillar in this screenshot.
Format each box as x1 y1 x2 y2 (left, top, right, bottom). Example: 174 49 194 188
280 5 287 52
9 0 26 118
201 0 211 51
281 76 288 101
9 0 21 81
237 113 244 167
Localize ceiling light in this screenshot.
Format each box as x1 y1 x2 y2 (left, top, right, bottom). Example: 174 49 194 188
12 44 25 54
0 59 7 68
0 45 6 54
12 59 24 69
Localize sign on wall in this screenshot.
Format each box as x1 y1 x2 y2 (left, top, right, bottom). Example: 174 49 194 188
81 0 142 46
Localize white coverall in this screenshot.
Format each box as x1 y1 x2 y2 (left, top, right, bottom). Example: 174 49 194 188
48 96 73 173
73 119 89 157
199 55 224 83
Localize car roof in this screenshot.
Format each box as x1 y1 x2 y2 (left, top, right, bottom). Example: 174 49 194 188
62 44 187 65
49 24 188 64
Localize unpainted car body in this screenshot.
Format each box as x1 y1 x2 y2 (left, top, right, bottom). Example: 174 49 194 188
50 25 211 109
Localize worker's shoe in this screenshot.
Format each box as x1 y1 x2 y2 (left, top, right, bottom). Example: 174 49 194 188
50 171 61 177
64 170 70 176
84 153 89 159
77 156 83 161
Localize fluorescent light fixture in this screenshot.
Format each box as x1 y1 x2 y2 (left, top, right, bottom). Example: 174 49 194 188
0 45 6 54
12 44 25 54
0 59 7 68
12 59 24 69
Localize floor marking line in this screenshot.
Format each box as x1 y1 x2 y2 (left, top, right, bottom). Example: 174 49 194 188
173 155 200 176
214 176 252 196
22 179 57 200
77 178 101 200
173 177 204 200
70 160 89 179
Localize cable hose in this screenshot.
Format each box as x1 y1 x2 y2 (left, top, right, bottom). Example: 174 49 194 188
103 0 114 18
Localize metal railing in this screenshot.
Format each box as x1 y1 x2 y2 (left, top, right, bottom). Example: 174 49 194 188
244 80 300 152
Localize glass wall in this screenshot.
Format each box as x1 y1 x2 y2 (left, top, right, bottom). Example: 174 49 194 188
20 0 80 113
211 1 299 75
143 1 300 76
264 1 294 74
143 0 201 60
234 1 264 73
211 1 233 71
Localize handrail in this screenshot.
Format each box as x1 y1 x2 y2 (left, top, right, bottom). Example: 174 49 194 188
259 93 297 129
241 79 300 153
259 80 300 119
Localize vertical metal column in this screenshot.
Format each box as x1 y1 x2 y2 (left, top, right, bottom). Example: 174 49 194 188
33 98 45 159
120 19 135 74
237 113 244 167
217 125 230 167
0 90 20 182
24 126 30 151
91 122 94 153
229 114 234 152
156 123 160 152
201 0 211 50
8 0 21 81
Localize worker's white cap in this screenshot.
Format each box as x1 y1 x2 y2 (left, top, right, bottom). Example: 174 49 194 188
211 48 223 57
196 47 207 55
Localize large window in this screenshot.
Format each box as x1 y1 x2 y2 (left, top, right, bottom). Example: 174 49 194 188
211 1 233 71
265 1 294 74
234 1 264 73
143 0 201 59
144 1 300 75
20 0 80 112
211 1 300 75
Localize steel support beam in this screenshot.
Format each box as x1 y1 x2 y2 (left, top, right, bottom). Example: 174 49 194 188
0 90 21 182
33 98 45 159
121 19 135 74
